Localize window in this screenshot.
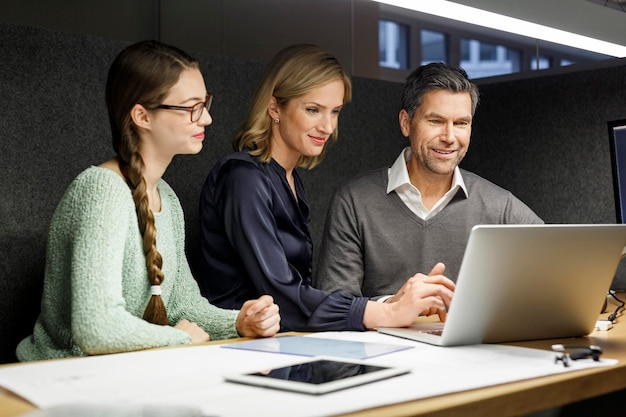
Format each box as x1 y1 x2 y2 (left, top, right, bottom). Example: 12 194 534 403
377 10 613 82
460 38 521 79
379 20 409 69
530 55 551 70
421 29 447 64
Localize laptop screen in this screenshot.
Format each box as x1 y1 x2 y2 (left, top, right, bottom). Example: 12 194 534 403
608 119 626 223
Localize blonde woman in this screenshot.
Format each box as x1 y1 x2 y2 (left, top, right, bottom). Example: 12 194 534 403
198 44 454 332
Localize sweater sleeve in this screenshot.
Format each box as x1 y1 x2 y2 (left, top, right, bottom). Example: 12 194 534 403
67 170 192 355
163 185 240 340
214 160 367 332
167 258 239 340
503 192 544 224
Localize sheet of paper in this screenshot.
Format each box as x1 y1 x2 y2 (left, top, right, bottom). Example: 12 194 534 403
221 334 413 359
0 332 617 417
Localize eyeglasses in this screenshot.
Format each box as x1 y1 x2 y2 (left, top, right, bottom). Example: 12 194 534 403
156 93 213 123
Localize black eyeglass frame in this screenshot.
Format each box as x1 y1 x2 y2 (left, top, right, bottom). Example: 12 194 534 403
156 93 213 122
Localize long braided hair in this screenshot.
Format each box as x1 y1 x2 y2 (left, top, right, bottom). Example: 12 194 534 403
105 40 199 325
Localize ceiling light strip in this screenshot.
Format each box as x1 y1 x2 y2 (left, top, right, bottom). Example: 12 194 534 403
372 0 626 57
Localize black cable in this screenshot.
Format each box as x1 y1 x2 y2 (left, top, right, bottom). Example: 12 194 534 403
607 290 625 322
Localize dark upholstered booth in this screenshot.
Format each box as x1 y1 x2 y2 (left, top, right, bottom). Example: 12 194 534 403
3 23 626 364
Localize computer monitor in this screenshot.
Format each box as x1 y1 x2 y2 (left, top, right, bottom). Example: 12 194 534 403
608 119 626 223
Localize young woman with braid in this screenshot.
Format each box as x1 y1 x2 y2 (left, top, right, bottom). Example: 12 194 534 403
16 40 280 361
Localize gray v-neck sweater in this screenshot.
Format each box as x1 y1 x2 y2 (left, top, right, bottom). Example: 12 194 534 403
315 167 543 298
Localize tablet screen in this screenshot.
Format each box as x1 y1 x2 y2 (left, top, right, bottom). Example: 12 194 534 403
225 358 410 394
251 359 386 383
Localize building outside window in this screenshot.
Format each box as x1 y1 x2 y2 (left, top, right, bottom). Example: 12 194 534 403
461 38 521 79
531 54 552 70
420 29 447 64
379 20 409 69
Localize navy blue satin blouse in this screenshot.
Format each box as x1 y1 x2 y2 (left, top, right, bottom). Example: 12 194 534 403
198 152 367 332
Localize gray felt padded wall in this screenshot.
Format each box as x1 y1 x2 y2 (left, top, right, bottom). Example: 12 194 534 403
2 23 626 364
468 65 626 225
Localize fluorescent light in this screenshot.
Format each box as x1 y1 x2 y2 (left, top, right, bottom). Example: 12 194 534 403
372 0 626 57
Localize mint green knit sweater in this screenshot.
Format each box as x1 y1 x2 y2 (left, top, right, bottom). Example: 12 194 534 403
16 167 239 361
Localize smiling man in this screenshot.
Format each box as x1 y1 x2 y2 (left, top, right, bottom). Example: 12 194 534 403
314 62 543 303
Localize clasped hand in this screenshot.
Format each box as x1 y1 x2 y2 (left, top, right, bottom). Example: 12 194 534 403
175 295 280 344
236 294 281 337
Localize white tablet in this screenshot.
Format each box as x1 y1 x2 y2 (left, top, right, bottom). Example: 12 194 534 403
224 357 411 395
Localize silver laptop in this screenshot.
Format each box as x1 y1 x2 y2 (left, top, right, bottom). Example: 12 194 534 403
378 224 626 346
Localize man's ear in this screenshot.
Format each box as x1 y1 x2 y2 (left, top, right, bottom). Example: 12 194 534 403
399 109 411 138
130 103 151 130
267 96 279 120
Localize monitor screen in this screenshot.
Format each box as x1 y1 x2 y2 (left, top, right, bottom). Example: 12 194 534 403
608 119 626 223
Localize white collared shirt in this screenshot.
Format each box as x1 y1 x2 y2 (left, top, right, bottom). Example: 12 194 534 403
387 147 467 220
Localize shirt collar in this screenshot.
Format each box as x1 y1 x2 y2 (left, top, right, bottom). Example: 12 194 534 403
387 147 468 197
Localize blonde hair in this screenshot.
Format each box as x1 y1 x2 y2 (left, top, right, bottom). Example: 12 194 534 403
234 44 352 169
105 40 199 325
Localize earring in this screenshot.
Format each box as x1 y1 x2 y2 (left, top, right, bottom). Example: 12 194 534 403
274 118 280 123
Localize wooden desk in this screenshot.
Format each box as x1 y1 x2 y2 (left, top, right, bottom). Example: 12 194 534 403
2 313 625 417
341 308 626 417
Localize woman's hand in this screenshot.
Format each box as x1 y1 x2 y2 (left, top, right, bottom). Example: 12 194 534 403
236 295 281 337
174 319 211 344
